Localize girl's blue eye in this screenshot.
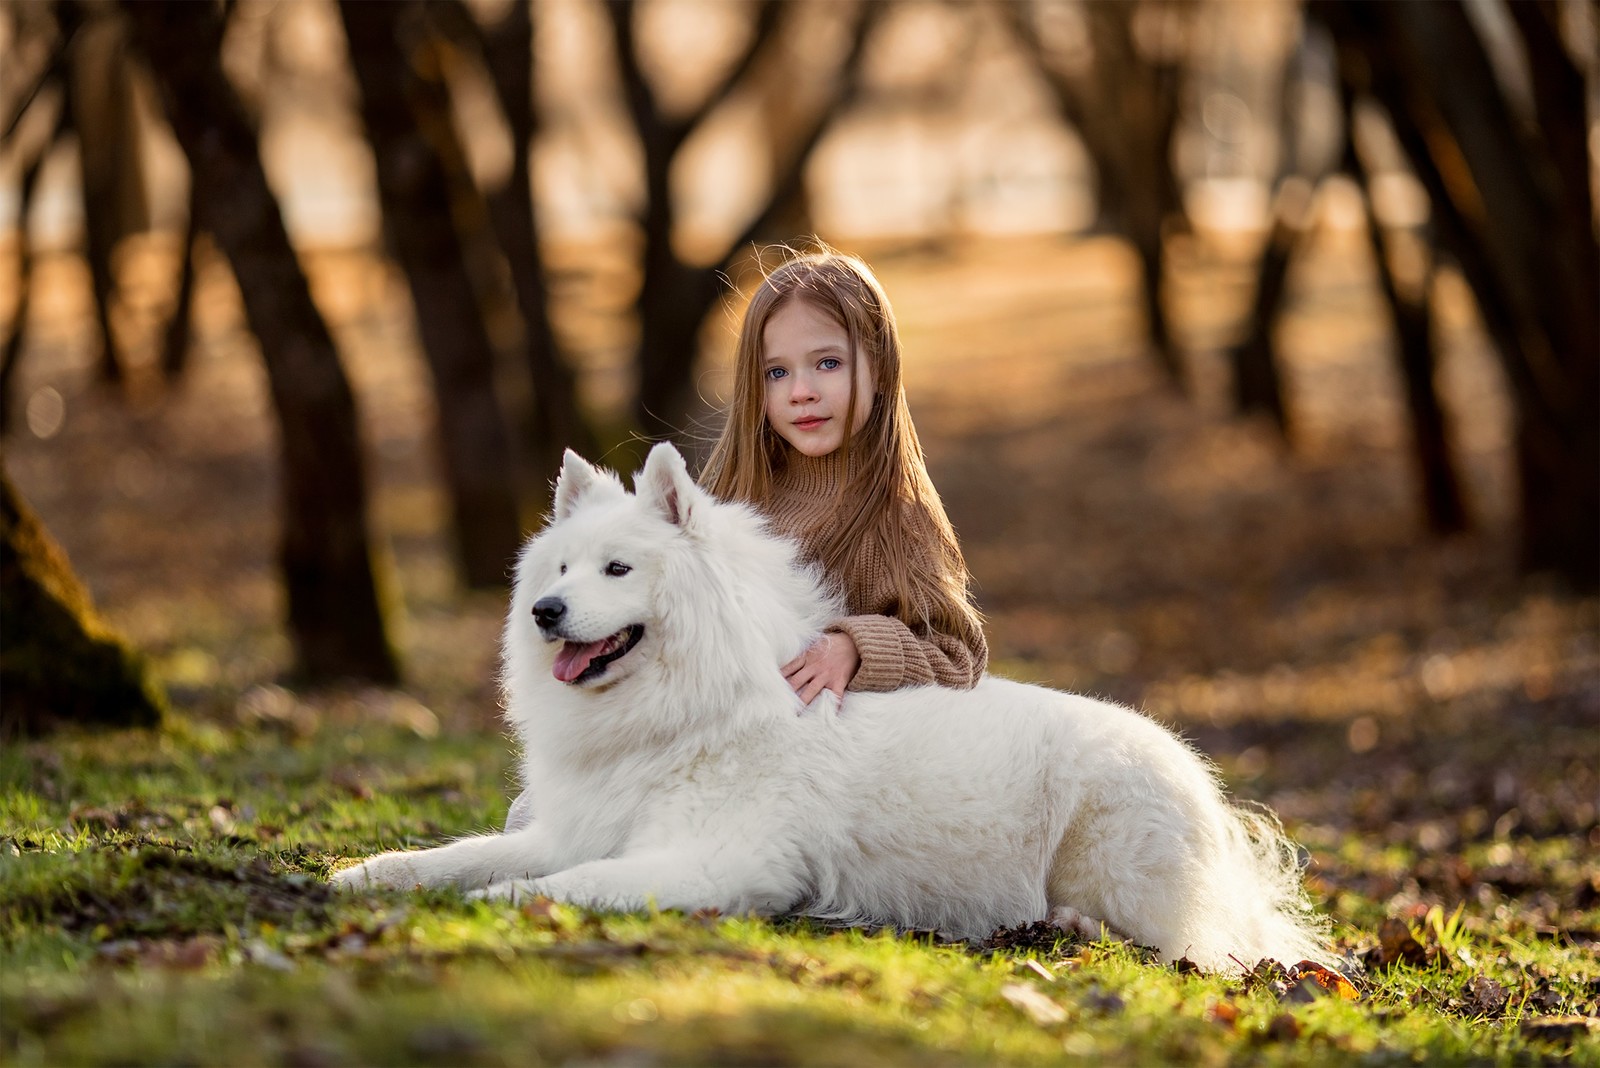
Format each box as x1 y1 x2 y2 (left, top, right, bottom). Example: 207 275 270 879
765 367 787 381
819 357 842 371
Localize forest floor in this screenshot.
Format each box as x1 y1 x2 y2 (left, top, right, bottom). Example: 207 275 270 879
2 224 1597 1064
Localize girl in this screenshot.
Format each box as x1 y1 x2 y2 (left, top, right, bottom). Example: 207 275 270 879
699 246 987 703
505 247 983 832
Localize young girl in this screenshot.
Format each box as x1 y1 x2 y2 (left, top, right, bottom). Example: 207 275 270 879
505 247 984 831
698 246 987 703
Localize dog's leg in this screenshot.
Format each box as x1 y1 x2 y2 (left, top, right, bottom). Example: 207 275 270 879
331 826 558 892
503 788 535 833
1048 905 1129 944
473 847 796 916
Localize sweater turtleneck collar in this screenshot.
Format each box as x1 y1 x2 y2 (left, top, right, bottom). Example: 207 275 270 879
773 447 852 499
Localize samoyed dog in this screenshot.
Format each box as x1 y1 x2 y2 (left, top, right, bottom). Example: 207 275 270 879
333 444 1330 971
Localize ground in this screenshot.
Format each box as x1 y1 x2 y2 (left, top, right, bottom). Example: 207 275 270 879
1 226 1596 1064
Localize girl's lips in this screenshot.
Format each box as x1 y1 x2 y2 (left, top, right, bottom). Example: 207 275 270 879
793 417 829 431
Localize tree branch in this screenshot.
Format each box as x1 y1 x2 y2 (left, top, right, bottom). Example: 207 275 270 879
670 0 784 151
604 1 664 165
717 0 884 276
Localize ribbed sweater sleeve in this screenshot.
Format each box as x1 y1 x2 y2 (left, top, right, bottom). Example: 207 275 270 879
833 612 984 692
765 450 987 693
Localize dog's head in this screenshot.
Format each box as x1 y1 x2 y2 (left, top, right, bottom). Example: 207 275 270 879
505 447 671 690
503 444 838 730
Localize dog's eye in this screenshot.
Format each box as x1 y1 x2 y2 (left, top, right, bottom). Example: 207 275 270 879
559 564 567 575
604 561 632 578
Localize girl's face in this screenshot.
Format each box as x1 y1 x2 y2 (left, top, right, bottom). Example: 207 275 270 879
761 298 873 458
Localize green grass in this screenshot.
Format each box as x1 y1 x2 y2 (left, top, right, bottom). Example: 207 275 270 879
3 715 1597 1066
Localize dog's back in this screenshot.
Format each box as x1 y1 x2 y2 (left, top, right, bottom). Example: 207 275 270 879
761 678 1329 968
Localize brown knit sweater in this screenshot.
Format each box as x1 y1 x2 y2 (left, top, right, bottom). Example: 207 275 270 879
765 450 987 692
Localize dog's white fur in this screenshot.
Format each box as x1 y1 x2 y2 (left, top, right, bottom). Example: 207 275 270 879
333 444 1330 971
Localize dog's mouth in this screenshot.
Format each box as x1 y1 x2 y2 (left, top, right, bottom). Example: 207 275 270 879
552 624 644 684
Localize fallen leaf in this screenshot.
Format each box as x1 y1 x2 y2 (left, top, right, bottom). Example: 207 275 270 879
1288 960 1360 1000
1084 986 1125 1015
520 897 562 922
1575 872 1600 910
1371 918 1430 968
102 936 222 971
984 920 1077 954
1520 1016 1600 1045
1264 1012 1302 1042
1459 975 1508 1018
1243 958 1290 998
1283 978 1325 1004
1021 959 1055 981
244 940 295 972
330 769 373 800
1000 982 1067 1026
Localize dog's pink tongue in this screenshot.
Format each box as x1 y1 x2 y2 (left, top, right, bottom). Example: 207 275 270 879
553 639 607 683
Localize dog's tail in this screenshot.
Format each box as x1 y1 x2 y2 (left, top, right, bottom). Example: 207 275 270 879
1184 799 1333 972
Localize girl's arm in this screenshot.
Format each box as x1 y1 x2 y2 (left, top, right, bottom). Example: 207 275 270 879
800 498 986 692
831 612 986 692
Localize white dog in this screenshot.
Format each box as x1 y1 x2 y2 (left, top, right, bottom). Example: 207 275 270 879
333 444 1330 971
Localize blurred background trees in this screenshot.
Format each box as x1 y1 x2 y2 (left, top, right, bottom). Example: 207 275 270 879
1 0 1594 693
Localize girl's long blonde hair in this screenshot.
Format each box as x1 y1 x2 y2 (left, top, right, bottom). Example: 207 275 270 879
700 245 981 642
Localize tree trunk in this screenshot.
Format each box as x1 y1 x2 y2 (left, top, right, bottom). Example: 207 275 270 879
1225 40 1312 436
635 250 726 442
1321 0 1598 590
1088 4 1186 390
66 14 147 389
755 53 817 240
122 0 400 683
1340 93 1468 536
160 179 202 380
1003 1 1188 391
1 108 64 436
341 0 523 588
465 0 597 501
1228 215 1294 437
1 465 166 737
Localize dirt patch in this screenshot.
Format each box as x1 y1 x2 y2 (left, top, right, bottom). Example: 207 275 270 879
4 846 332 941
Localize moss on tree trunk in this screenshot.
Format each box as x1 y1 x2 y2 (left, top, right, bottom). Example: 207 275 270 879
1 469 165 736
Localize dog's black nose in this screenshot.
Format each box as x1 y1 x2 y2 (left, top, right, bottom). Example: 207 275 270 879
531 597 566 629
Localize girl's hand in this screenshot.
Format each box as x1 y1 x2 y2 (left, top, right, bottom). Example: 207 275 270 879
783 632 861 706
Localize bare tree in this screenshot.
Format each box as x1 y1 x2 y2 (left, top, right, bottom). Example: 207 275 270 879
604 0 884 441
1338 91 1469 536
1223 35 1307 437
122 0 401 682
1003 0 1190 390
341 0 524 589
0 95 67 436
1319 0 1598 590
1224 24 1469 539
425 0 598 505
159 180 203 380
63 7 148 389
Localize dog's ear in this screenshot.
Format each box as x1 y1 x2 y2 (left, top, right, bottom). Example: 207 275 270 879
637 442 699 530
553 449 603 521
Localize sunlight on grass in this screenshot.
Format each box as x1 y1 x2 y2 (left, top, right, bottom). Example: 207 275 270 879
3 720 1597 1066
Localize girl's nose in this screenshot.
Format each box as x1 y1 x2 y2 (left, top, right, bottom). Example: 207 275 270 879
789 373 818 403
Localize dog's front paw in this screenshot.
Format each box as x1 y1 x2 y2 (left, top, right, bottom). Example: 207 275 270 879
469 878 544 904
330 851 426 892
